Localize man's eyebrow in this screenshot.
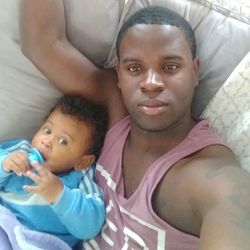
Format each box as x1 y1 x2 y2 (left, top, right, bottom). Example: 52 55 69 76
121 57 142 64
121 55 184 63
162 55 184 60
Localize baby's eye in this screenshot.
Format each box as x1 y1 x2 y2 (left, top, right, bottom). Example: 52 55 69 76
43 127 51 134
127 64 141 73
58 138 68 145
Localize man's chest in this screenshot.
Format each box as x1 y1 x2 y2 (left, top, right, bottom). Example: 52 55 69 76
122 147 158 198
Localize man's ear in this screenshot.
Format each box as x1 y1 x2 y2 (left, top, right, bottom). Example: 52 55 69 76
193 57 200 87
74 154 96 171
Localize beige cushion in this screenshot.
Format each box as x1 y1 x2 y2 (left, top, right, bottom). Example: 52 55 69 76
64 0 125 67
202 52 250 171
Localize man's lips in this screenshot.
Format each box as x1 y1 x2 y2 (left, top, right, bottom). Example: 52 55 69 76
138 100 168 115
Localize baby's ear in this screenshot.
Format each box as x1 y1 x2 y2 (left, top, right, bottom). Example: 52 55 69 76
74 154 96 171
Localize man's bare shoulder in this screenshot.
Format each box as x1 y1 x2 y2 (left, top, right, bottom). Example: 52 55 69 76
169 144 242 204
154 144 250 235
181 145 250 248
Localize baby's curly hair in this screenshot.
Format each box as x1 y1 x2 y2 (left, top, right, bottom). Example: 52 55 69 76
49 95 108 160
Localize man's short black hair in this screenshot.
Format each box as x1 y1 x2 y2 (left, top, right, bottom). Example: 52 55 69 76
116 5 197 59
49 95 108 159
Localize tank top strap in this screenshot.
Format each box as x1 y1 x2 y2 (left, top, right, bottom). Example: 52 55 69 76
144 119 228 195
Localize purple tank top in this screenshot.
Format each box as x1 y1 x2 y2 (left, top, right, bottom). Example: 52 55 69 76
83 116 227 249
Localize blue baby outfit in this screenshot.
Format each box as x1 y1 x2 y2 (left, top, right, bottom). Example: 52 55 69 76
0 139 105 247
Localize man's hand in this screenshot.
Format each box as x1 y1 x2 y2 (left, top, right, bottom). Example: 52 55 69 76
23 162 63 204
2 152 31 176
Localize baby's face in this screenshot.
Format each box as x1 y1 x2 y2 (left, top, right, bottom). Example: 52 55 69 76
32 109 92 174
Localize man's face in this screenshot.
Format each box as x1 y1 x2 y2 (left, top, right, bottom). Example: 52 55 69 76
116 24 199 132
32 109 92 174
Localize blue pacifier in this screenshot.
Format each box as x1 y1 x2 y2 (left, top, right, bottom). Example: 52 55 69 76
28 148 44 165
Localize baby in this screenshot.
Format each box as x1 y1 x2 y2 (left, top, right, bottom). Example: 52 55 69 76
0 95 108 248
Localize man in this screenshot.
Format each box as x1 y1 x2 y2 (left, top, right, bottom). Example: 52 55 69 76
21 2 250 249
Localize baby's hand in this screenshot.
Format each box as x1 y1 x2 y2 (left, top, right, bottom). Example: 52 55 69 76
23 162 63 204
2 152 31 176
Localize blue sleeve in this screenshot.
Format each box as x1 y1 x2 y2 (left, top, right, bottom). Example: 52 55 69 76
0 139 23 187
51 185 105 240
0 139 35 191
0 148 12 187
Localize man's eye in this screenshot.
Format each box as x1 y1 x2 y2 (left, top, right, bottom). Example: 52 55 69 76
58 138 67 145
127 65 141 72
164 64 178 72
43 128 51 134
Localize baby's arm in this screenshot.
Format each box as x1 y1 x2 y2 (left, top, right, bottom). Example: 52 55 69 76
0 148 11 186
0 139 38 188
24 163 105 239
1 152 30 176
23 163 63 203
51 184 105 240
50 167 105 239
0 149 31 187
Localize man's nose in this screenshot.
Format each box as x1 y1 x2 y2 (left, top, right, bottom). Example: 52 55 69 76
140 70 164 92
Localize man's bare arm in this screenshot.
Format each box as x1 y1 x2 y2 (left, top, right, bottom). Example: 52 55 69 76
20 0 127 127
158 145 250 249
182 146 250 249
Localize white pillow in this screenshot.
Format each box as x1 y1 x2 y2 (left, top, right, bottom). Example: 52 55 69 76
202 51 250 171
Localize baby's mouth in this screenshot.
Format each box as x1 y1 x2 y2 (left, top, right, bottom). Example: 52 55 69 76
29 148 45 165
39 151 47 162
35 148 47 162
